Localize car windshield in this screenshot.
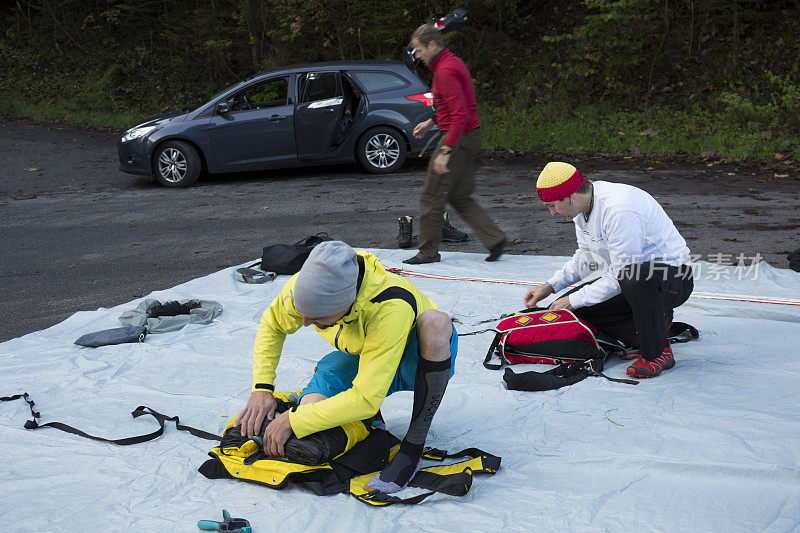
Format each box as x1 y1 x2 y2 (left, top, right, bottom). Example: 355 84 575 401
195 79 250 110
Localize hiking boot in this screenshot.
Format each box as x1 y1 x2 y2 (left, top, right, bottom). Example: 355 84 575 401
397 216 414 248
626 344 675 378
485 239 506 262
283 426 348 465
441 212 468 243
403 253 441 265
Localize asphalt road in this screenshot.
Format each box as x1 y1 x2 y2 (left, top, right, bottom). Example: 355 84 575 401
1 117 799 342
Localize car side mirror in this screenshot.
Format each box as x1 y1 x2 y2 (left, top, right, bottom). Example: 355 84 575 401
216 101 230 114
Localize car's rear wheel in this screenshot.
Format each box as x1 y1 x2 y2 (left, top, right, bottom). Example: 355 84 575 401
357 127 407 174
153 140 201 187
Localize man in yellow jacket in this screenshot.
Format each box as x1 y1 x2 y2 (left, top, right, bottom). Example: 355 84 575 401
235 241 458 493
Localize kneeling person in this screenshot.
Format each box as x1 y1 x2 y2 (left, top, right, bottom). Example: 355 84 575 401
524 162 694 378
235 241 458 493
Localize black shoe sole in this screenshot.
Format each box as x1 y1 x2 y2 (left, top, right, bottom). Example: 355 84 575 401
403 255 441 265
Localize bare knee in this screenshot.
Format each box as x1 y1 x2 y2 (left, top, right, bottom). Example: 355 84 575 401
299 392 327 405
417 310 452 362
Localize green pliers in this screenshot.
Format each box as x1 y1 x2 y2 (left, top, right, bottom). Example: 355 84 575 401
197 510 252 532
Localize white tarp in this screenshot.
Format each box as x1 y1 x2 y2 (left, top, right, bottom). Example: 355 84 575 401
2 250 799 532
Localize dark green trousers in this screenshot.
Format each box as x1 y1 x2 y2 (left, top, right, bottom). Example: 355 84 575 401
418 129 505 260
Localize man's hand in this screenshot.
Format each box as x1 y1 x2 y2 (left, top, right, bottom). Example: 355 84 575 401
234 391 277 438
549 295 573 311
263 410 293 458
433 153 450 174
523 283 554 308
413 118 434 139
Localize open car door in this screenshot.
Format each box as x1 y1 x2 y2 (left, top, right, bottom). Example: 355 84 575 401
294 71 345 159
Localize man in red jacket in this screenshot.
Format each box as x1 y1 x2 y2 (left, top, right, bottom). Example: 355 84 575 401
403 23 506 265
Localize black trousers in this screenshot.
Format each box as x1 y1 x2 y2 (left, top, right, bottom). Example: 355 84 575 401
565 262 693 360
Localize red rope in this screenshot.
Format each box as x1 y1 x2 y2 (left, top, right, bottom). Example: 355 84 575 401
386 267 800 307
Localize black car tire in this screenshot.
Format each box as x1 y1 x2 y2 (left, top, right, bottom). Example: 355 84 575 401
153 140 201 187
357 127 407 174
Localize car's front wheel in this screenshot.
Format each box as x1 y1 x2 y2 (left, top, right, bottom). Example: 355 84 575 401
357 127 407 174
153 140 201 187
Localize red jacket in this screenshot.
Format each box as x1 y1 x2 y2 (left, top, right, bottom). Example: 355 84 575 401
429 48 480 148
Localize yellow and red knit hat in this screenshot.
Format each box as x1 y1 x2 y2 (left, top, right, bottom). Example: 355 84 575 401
536 162 586 202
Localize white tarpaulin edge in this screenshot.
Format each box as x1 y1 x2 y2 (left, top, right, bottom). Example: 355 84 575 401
1 249 799 532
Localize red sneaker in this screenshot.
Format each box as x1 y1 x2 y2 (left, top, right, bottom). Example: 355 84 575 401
619 347 640 361
626 345 675 378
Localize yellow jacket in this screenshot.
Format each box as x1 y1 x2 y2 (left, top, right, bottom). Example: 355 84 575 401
251 251 438 438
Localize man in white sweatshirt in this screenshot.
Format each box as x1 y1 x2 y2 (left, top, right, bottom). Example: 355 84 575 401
523 162 694 378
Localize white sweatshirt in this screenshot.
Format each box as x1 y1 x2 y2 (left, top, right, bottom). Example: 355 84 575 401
546 181 691 309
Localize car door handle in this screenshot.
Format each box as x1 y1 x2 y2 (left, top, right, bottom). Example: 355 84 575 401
268 114 287 122
322 108 335 115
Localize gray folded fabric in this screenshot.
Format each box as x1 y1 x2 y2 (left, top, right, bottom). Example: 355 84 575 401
118 298 222 333
75 326 148 347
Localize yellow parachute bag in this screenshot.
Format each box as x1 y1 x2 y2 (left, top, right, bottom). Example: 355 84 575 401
198 392 501 506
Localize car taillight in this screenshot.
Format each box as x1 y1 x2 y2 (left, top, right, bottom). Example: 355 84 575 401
406 92 434 106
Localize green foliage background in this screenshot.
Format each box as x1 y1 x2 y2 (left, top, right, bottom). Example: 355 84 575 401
2 0 799 159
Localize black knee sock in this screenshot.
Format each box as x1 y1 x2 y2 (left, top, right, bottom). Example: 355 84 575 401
370 357 451 492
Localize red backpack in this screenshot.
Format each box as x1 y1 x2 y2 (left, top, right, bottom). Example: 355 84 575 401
476 308 698 391
478 308 638 390
483 308 621 370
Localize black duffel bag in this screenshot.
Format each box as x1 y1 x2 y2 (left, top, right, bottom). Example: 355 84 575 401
256 233 332 275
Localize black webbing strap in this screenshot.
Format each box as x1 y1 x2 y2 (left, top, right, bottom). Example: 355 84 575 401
458 328 494 337
1 392 221 445
591 371 639 385
583 359 639 385
356 448 500 506
503 359 638 392
452 307 542 328
482 332 505 370
422 447 503 469
668 322 700 344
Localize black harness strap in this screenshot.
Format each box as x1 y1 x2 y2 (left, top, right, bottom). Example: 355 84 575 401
356 447 501 506
356 255 366 294
370 286 418 319
361 471 475 505
422 447 503 468
2 392 221 444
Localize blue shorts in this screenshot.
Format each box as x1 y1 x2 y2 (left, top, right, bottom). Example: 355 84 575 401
300 323 458 399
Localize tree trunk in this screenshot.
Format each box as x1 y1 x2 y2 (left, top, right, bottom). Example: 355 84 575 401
241 0 259 70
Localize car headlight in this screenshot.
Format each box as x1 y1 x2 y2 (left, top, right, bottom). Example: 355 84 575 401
121 125 156 142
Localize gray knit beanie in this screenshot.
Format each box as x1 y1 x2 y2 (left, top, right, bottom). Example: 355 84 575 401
293 241 359 317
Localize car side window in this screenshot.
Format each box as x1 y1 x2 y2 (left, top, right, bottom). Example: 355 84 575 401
227 77 289 112
299 72 342 103
349 71 410 93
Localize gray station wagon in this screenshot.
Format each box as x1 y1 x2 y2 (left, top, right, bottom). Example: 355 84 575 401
118 60 437 187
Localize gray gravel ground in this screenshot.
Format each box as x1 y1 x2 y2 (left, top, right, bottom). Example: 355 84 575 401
1 117 798 342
